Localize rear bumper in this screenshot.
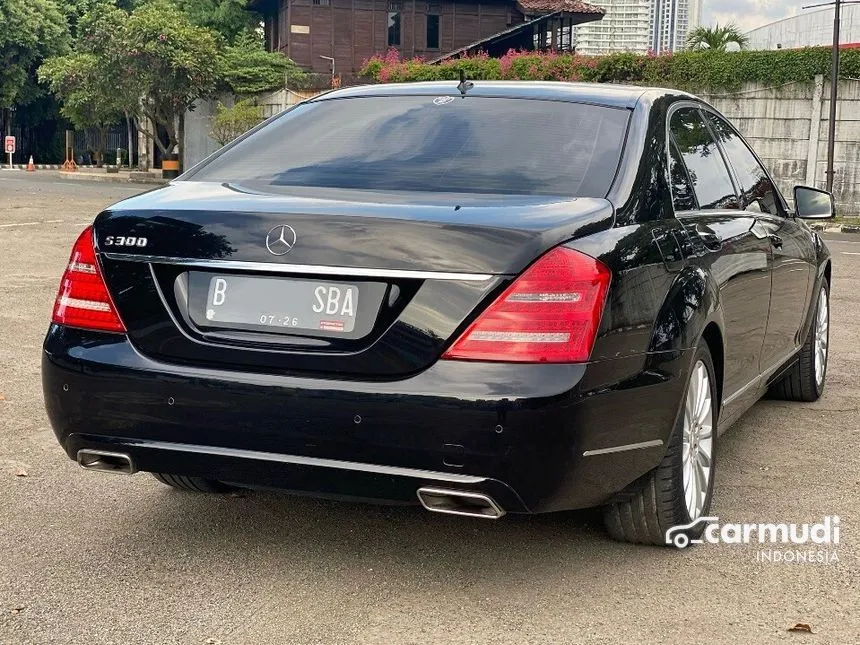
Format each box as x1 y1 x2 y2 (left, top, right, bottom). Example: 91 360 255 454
43 325 693 513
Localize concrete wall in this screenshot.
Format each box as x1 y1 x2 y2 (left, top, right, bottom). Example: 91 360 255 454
183 95 235 172
701 77 860 214
746 5 860 50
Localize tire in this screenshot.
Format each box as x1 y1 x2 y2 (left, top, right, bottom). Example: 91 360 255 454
151 473 232 493
602 343 718 546
768 279 829 402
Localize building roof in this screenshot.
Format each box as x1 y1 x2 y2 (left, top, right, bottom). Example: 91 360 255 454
516 0 605 16
313 81 659 109
429 12 561 63
429 1 605 63
249 0 605 16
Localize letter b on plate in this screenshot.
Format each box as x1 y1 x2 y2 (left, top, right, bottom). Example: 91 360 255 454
212 278 228 306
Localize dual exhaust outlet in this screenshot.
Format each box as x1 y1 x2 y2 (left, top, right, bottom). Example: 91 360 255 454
77 451 505 519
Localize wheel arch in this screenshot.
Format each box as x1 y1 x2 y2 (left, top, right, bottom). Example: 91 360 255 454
647 265 723 355
700 321 725 411
799 256 832 345
648 266 725 431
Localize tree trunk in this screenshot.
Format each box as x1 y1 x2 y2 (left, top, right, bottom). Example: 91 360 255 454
143 111 170 155
125 111 134 167
132 115 150 171
159 108 177 155
178 110 186 171
97 125 108 167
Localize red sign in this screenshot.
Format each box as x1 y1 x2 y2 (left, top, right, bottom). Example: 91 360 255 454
4 136 14 154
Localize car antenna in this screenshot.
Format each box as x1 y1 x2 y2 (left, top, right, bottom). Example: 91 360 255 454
457 69 474 97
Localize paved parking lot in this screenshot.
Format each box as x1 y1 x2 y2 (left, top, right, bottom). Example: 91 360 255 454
1 171 859 644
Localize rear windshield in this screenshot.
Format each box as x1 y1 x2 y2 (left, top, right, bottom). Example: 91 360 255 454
188 95 630 197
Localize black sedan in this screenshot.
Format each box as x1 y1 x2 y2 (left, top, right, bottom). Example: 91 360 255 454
42 82 833 545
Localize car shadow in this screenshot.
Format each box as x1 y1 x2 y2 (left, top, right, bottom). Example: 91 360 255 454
101 479 694 590
78 409 790 585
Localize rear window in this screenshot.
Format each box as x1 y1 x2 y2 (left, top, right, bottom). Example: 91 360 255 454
187 96 630 197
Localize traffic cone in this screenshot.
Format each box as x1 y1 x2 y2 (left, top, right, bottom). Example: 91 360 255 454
26 155 35 172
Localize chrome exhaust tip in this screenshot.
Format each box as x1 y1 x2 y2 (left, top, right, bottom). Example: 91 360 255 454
417 487 505 519
77 450 136 475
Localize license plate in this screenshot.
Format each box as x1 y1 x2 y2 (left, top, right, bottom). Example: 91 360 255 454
200 275 359 333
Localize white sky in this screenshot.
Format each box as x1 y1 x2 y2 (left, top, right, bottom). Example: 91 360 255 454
702 0 801 32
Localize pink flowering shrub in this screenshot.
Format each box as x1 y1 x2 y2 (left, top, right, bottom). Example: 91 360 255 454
359 47 860 92
361 49 683 86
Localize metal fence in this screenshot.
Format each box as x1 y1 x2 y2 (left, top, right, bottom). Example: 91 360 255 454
72 125 137 166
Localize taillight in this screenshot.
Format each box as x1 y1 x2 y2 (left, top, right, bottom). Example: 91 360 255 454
442 246 610 363
51 226 126 333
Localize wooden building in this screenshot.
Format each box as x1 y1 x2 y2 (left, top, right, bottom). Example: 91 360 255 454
250 0 605 77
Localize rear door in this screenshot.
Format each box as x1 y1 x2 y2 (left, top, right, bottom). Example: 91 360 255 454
667 106 772 398
701 110 815 371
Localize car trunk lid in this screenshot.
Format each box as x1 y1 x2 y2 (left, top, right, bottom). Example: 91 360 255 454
95 182 613 275
95 183 614 378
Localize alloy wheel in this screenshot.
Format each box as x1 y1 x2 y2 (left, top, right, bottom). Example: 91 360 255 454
814 287 829 388
682 360 714 520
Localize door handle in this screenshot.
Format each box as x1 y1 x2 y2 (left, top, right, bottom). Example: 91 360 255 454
769 234 783 249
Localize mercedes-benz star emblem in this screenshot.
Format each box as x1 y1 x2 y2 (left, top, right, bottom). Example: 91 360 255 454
265 225 297 256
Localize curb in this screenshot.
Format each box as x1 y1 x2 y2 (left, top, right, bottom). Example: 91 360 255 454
813 223 860 234
8 164 120 171
58 171 168 186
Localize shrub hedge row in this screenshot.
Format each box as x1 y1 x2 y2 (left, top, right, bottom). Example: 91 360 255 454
360 47 860 91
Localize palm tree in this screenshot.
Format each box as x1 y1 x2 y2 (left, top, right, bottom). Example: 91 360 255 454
685 23 749 52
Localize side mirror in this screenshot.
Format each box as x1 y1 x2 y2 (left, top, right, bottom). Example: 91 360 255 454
794 186 835 219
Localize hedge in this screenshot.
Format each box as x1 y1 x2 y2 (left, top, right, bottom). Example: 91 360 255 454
360 47 860 92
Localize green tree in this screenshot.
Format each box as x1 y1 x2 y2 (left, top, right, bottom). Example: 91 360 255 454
218 32 295 95
685 23 749 52
209 99 263 145
42 0 220 162
40 55 123 163
171 0 259 43
39 3 137 164
41 0 303 165
121 0 220 157
172 0 308 94
0 0 69 108
58 0 137 39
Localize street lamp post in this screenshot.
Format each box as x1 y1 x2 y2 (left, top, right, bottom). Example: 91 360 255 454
825 0 841 194
803 0 860 193
320 55 335 87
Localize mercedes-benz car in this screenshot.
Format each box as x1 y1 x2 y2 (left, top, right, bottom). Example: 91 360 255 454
42 82 833 545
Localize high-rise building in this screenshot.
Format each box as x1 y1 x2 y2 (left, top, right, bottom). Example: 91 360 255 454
574 0 652 55
574 0 701 55
651 0 702 53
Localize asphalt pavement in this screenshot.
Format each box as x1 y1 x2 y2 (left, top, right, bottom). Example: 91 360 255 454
1 171 858 644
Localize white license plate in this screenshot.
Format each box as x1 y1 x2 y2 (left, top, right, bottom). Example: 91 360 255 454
202 275 359 333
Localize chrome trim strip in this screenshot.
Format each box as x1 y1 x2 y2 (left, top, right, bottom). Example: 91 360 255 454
722 347 801 407
722 375 761 408
129 439 488 484
103 253 495 282
582 439 664 457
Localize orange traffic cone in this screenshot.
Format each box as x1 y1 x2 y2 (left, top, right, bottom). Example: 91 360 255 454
26 155 35 172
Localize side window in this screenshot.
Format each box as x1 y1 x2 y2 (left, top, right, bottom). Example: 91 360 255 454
704 112 786 216
388 1 401 46
668 138 696 211
669 108 739 211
